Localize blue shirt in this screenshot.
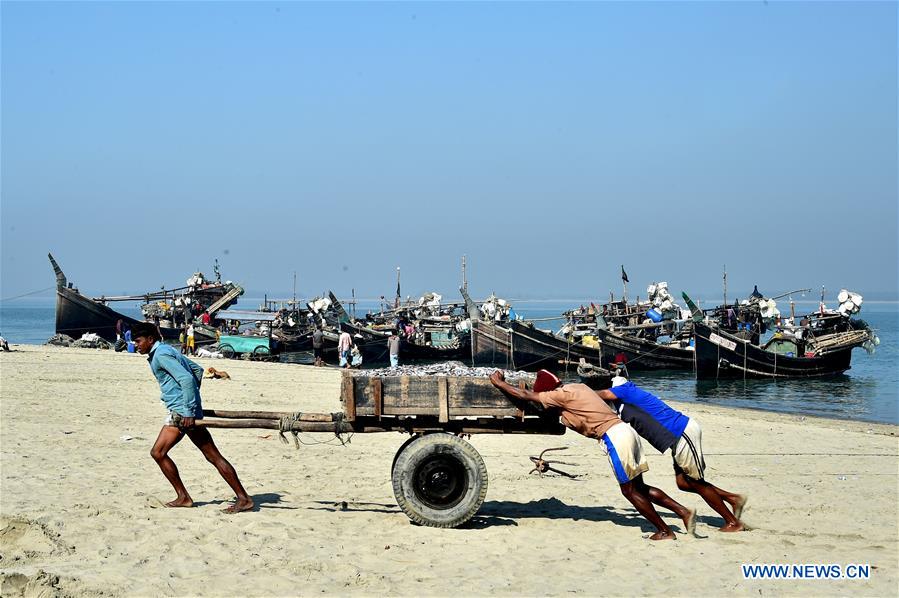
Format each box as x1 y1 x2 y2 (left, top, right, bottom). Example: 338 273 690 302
147 341 204 418
609 381 689 453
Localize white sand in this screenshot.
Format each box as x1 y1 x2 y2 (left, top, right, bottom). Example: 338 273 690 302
1 345 897 596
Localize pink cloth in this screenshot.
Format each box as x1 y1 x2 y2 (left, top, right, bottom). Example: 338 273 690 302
338 332 353 352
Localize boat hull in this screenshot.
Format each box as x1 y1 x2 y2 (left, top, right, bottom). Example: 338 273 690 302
400 337 471 362
693 322 855 379
470 320 514 369
591 327 695 371
55 287 183 342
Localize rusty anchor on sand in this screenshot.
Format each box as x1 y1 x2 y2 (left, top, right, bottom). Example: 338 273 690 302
529 447 580 479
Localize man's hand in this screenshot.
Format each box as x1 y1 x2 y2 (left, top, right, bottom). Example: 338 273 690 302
179 416 195 429
489 370 506 386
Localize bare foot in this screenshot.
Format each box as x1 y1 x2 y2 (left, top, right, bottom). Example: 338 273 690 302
649 530 676 541
719 521 745 532
165 496 194 508
682 508 697 536
222 497 255 513
733 494 748 519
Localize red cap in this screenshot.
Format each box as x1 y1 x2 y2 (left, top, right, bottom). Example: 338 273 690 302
532 369 562 393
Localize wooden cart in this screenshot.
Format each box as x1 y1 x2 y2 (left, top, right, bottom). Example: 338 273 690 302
197 371 565 528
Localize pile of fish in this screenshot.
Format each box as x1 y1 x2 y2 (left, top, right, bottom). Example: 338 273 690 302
351 361 534 382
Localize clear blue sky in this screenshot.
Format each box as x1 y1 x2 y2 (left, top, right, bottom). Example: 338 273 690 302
2 1 896 304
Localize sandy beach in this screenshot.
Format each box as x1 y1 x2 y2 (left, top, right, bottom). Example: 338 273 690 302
1 344 896 596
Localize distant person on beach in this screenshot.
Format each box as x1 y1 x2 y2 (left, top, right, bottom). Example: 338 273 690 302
338 330 353 369
179 327 187 354
186 323 196 356
388 331 400 367
131 322 254 514
581 369 746 532
0 333 10 352
312 326 324 367
490 369 695 541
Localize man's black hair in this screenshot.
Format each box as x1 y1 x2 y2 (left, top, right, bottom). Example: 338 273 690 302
132 321 162 341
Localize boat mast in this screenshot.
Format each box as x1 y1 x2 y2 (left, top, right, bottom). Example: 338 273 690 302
395 267 401 308
461 255 468 294
723 264 727 307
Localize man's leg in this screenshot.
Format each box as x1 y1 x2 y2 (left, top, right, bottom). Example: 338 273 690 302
150 426 192 507
700 478 745 517
635 475 696 535
672 417 746 530
618 479 676 541
185 426 254 513
675 470 744 531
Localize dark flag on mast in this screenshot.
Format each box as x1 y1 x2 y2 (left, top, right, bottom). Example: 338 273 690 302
621 265 629 283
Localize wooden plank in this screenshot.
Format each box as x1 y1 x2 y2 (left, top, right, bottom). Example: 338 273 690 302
342 373 356 421
197 418 279 429
379 406 520 417
381 406 439 415
203 410 337 422
438 377 449 423
371 377 383 419
347 374 538 417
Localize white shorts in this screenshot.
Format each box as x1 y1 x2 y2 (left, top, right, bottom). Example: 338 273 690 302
672 418 706 480
599 423 649 483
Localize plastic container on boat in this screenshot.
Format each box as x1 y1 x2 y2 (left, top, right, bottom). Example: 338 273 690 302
646 308 663 323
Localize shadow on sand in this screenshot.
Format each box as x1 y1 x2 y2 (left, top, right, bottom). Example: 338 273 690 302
466 497 681 532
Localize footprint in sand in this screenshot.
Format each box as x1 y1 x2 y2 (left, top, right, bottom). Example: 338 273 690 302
0 569 64 596
145 496 168 509
0 517 69 562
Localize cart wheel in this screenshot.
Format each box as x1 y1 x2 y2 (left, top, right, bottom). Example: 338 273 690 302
391 433 488 529
220 344 235 359
253 345 271 356
391 435 420 475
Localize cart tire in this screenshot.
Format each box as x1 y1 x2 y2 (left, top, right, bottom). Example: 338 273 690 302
252 345 271 356
391 433 487 528
220 344 235 359
391 435 420 475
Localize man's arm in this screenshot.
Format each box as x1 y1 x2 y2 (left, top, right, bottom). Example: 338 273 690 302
489 371 542 404
156 353 200 422
596 389 618 401
185 358 204 388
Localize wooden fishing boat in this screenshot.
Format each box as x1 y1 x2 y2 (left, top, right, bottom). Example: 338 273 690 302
589 325 695 371
49 253 242 343
460 287 515 368
470 318 514 369
364 303 472 362
693 321 873 379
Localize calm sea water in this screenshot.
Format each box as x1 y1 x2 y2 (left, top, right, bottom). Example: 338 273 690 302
2 297 896 425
